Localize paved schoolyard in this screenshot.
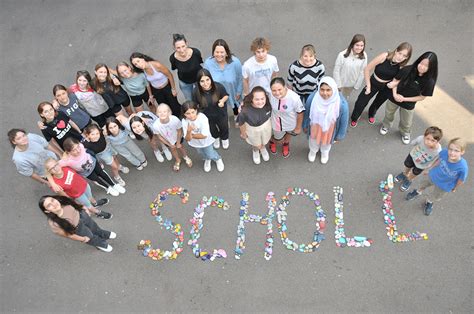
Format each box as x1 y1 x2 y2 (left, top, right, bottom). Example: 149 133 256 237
1 0 472 312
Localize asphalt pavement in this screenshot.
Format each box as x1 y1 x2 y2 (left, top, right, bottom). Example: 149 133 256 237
1 0 472 312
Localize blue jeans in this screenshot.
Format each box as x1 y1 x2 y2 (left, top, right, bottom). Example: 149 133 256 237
179 80 196 101
75 184 93 208
195 144 221 161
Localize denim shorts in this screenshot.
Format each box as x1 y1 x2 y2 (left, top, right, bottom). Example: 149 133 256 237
96 144 116 165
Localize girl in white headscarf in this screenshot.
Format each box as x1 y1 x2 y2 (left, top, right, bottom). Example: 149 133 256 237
307 76 349 164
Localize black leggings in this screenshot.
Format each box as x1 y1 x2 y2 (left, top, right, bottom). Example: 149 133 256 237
92 109 115 127
151 83 181 118
351 76 388 122
86 160 115 188
130 90 150 107
208 114 229 140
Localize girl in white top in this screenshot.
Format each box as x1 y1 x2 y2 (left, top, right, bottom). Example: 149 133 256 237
181 101 224 173
152 103 193 172
333 34 368 99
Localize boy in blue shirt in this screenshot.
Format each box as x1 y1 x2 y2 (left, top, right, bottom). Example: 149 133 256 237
406 138 469 215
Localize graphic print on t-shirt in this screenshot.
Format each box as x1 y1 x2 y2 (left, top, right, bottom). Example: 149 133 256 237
65 170 74 185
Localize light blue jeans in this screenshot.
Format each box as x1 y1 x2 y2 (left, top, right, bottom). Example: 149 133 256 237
179 80 196 101
75 184 93 208
111 137 146 167
195 144 221 161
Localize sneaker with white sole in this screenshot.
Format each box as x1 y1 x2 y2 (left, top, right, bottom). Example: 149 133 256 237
113 184 126 194
321 152 329 164
215 158 224 172
119 165 129 174
107 186 120 197
253 150 261 164
401 134 411 145
96 211 113 219
136 164 144 171
380 126 389 135
162 147 172 161
97 244 113 252
92 198 109 208
204 159 211 172
260 147 269 161
109 231 117 239
114 176 126 186
308 150 317 162
213 138 220 149
222 139 229 150
154 150 164 162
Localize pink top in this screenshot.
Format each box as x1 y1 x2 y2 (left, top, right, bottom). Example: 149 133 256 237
59 143 96 176
144 64 168 89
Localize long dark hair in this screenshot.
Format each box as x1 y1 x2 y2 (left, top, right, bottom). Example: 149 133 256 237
129 116 154 140
399 51 438 90
39 195 83 235
92 63 121 94
105 117 125 137
75 70 93 87
129 52 155 73
194 69 218 108
242 86 270 108
181 100 200 116
212 39 233 64
344 34 366 59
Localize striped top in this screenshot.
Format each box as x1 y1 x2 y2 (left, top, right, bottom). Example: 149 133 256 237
287 60 325 96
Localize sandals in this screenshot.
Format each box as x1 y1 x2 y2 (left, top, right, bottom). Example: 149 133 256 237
183 156 193 168
173 161 181 172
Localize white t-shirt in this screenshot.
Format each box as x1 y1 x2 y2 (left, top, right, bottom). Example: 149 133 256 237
152 115 182 145
242 54 279 94
269 89 305 132
182 113 215 148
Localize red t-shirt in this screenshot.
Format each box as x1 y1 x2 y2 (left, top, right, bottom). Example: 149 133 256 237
52 167 87 198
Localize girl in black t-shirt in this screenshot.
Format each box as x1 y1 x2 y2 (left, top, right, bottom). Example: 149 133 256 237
379 52 438 144
37 101 83 150
192 69 229 149
83 124 129 186
92 64 131 116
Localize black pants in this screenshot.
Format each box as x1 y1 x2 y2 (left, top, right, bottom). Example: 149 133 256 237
86 160 115 189
151 83 181 118
130 90 150 107
76 211 111 248
351 76 387 122
92 109 115 127
208 114 229 140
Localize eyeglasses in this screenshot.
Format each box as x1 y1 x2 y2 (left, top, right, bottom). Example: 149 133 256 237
47 163 60 172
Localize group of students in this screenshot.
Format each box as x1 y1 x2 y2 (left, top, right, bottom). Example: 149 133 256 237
8 34 468 252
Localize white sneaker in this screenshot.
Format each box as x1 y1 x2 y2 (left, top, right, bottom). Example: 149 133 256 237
213 138 220 149
119 165 129 174
114 176 126 186
401 134 411 145
113 184 126 194
107 186 120 197
380 125 389 135
136 164 144 171
215 159 224 172
97 244 113 252
141 160 148 168
204 159 211 172
253 150 261 164
222 139 229 150
260 147 269 161
308 150 317 162
154 150 164 162
162 147 172 161
109 231 117 239
321 152 329 164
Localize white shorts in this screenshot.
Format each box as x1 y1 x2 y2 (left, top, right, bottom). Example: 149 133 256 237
245 119 272 147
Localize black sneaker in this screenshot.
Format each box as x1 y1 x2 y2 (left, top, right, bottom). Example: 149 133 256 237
406 189 421 201
92 198 109 208
394 172 407 183
96 211 113 219
400 179 412 192
424 202 433 215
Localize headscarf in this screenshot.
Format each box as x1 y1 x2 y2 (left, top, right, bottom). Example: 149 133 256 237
309 76 340 132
